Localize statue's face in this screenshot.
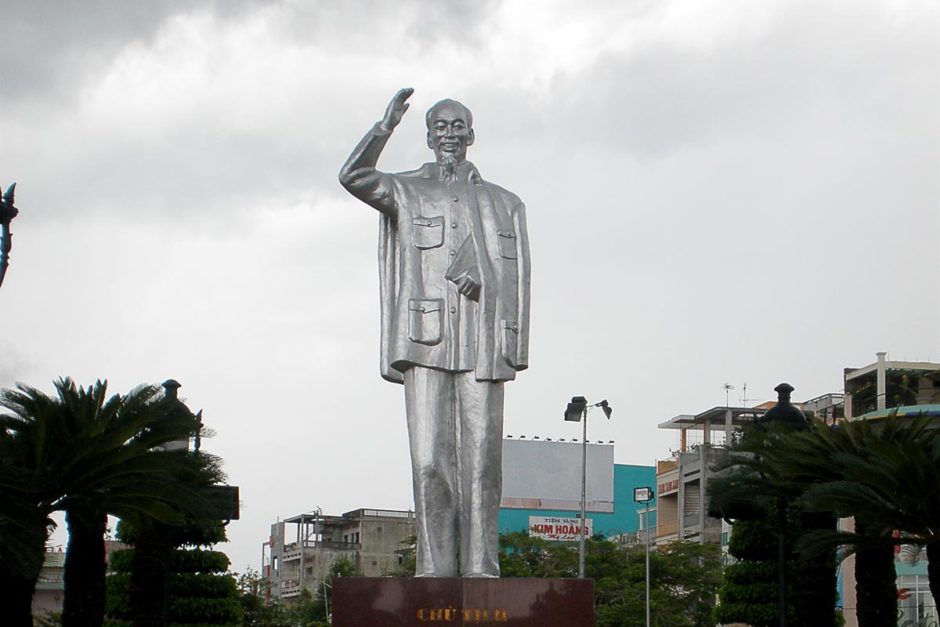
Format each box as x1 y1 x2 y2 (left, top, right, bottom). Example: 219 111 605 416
426 102 474 163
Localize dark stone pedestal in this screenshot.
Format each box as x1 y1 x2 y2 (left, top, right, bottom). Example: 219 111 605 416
332 577 594 626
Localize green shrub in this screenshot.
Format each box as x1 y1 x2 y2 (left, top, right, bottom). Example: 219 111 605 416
168 596 241 623
171 549 230 573
170 573 238 598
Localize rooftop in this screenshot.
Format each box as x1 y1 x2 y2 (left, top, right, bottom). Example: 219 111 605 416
845 359 940 381
282 508 413 525
658 406 767 431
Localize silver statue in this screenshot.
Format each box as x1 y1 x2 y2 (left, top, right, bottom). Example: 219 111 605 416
339 88 530 577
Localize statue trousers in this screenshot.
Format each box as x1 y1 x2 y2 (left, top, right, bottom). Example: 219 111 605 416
404 366 504 577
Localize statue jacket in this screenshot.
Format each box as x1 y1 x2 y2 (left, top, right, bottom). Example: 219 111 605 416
339 123 530 384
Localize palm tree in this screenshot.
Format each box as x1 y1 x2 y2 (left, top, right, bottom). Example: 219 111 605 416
750 415 940 624
0 380 67 625
0 378 224 626
0 472 50 625
710 423 840 627
53 380 224 626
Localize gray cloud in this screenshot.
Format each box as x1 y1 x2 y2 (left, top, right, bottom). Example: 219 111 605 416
0 0 509 226
546 1 940 159
1 0 267 108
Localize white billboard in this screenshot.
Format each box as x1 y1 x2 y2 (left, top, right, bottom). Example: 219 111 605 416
500 439 614 512
529 516 594 542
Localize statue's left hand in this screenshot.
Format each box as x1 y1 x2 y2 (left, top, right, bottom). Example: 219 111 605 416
380 87 414 132
457 270 481 301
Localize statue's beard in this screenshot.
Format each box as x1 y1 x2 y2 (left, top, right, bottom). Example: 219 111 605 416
437 153 458 183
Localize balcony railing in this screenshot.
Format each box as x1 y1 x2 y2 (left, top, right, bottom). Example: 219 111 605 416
280 579 301 598
281 540 359 561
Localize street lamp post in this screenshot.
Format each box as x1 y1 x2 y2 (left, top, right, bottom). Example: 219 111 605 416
634 486 655 627
564 396 612 579
0 183 19 290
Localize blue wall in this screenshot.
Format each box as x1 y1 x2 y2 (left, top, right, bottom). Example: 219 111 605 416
498 463 656 538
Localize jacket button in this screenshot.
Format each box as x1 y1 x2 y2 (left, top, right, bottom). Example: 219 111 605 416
452 196 459 202
450 306 456 314
451 222 457 228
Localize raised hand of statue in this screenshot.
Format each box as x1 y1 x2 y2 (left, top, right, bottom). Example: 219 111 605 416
379 87 414 133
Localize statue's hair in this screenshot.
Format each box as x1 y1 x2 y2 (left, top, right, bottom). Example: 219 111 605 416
425 99 473 129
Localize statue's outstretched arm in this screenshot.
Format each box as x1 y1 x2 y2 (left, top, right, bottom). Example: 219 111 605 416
338 88 414 217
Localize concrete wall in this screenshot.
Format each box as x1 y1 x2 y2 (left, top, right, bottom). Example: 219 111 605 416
358 514 414 575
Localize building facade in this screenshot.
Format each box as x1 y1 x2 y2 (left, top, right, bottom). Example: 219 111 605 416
31 548 65 617
654 393 846 549
844 352 940 418
655 405 768 547
264 508 414 601
31 540 127 618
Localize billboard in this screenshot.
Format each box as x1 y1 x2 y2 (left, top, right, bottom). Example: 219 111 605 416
528 516 594 542
501 439 614 512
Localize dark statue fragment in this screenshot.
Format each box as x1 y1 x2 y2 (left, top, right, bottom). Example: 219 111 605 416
0 182 19 289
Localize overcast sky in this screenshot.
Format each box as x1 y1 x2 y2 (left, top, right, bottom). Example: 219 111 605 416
1 0 937 574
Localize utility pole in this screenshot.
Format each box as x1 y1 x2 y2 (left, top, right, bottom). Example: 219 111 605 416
634 486 655 627
565 396 612 579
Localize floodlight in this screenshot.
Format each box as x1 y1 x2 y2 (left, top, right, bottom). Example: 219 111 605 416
565 396 587 421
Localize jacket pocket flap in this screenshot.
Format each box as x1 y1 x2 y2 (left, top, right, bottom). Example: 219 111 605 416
409 300 442 313
413 216 444 228
412 216 445 249
497 230 517 259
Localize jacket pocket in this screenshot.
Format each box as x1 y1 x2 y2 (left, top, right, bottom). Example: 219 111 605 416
408 299 443 346
500 319 519 367
412 216 445 250
497 230 517 259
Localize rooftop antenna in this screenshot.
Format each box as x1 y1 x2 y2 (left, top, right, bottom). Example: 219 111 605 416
739 383 755 407
723 383 734 407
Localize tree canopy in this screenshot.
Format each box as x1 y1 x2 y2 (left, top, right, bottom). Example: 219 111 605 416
0 378 225 625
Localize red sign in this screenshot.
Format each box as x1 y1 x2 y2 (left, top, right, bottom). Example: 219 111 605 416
529 516 593 542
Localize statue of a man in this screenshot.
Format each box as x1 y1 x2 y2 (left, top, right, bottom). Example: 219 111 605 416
339 88 530 577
